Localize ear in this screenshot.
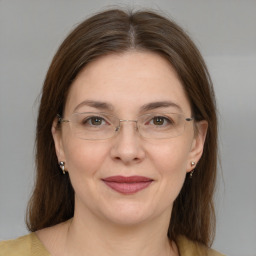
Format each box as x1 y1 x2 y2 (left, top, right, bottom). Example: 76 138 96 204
186 120 208 172
52 118 66 163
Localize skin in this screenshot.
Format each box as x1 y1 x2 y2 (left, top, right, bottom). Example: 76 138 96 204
37 51 207 256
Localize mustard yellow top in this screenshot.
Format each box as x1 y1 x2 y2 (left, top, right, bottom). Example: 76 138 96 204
0 233 225 256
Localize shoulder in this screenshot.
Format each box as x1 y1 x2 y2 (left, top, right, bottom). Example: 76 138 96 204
0 233 50 256
176 236 226 256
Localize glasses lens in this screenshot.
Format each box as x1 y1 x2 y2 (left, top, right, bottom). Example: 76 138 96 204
138 113 187 139
70 112 118 140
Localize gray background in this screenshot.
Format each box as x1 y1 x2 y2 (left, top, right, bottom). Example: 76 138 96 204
0 1 255 256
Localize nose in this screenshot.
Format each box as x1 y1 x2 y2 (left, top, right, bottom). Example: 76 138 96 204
110 121 145 165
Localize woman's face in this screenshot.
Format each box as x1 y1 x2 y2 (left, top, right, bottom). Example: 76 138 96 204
53 51 207 226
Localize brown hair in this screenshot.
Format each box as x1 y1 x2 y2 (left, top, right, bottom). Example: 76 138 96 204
26 9 217 246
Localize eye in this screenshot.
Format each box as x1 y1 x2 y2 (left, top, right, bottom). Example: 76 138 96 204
150 116 173 126
82 116 108 126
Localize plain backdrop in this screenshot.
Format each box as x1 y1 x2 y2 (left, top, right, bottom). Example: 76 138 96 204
0 1 256 256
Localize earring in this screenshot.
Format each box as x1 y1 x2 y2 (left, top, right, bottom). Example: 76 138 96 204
59 161 66 174
190 161 196 178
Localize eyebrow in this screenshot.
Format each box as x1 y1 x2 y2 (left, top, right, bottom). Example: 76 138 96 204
139 101 183 113
73 100 182 113
73 100 114 112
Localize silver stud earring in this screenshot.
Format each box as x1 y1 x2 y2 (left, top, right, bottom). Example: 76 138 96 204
190 161 196 178
59 161 66 174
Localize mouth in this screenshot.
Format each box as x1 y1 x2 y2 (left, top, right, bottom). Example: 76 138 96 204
102 176 153 194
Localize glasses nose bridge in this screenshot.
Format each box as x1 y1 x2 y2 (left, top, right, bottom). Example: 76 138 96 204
116 119 138 132
119 118 138 126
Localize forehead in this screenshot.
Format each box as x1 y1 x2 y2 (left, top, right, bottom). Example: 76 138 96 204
64 51 191 116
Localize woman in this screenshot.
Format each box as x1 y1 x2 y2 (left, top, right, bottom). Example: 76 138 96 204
0 9 225 256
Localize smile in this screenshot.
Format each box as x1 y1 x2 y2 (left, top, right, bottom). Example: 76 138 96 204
102 176 153 194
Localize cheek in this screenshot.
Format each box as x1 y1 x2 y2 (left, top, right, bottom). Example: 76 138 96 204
63 139 109 179
150 139 191 173
148 140 191 195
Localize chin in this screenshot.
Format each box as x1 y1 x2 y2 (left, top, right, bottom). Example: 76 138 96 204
98 199 163 227
104 211 152 227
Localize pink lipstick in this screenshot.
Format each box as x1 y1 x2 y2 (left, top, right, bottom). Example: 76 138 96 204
102 176 153 194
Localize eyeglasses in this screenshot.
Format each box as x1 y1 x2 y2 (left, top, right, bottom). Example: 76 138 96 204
58 112 193 140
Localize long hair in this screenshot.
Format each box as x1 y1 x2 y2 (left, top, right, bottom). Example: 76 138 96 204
26 9 217 246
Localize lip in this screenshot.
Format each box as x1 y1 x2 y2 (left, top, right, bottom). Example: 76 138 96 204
102 176 153 194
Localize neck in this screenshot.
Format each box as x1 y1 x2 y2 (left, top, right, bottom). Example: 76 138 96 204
64 207 177 256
